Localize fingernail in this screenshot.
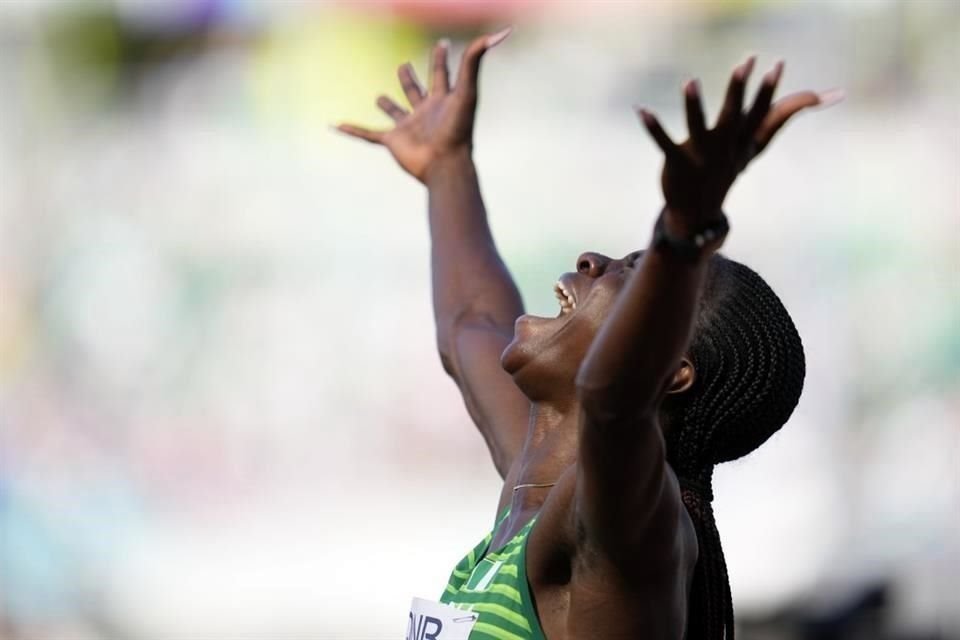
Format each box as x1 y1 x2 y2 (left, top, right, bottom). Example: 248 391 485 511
438 38 450 49
486 26 512 48
330 124 343 133
764 61 784 86
733 56 755 81
772 60 784 82
636 106 653 124
684 79 700 96
817 88 845 108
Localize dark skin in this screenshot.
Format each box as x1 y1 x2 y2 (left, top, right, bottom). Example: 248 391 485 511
339 30 838 639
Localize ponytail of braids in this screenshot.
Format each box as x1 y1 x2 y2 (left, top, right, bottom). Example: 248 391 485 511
681 484 734 640
663 254 806 640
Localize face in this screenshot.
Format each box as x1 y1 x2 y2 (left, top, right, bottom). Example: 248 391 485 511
501 250 643 396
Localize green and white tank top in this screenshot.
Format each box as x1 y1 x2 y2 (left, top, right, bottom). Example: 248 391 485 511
437 509 547 640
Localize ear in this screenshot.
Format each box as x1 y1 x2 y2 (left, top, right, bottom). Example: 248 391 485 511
665 357 696 395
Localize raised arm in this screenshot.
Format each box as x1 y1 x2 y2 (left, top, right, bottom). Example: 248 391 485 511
337 30 530 477
574 60 838 573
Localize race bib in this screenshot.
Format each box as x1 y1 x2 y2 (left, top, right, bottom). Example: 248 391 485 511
406 597 478 640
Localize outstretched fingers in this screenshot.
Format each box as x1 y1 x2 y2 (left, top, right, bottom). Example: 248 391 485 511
743 61 783 138
431 39 450 94
753 88 843 154
715 56 756 133
335 124 385 145
684 79 707 144
457 27 511 98
397 63 425 107
637 108 678 157
376 95 408 122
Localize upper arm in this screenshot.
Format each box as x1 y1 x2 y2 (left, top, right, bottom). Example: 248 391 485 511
568 249 708 579
442 317 530 478
573 406 687 580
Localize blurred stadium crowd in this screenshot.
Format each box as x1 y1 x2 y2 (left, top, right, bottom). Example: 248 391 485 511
0 1 957 639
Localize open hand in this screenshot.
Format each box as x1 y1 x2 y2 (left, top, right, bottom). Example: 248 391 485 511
336 28 511 183
638 58 842 234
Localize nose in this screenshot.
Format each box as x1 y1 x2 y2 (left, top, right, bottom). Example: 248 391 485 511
576 252 612 278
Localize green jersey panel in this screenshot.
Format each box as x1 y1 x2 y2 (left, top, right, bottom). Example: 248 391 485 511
439 510 547 640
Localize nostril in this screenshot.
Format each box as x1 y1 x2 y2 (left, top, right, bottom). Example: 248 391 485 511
576 252 610 277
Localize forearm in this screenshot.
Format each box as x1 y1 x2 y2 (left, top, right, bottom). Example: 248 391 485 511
426 151 524 352
576 208 711 416
590 52 824 409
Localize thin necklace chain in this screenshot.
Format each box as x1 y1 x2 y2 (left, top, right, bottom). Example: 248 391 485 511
512 482 557 492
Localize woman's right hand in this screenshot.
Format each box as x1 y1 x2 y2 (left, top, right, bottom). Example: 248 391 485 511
336 28 511 184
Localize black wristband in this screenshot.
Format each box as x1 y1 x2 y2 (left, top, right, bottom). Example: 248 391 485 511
652 212 729 262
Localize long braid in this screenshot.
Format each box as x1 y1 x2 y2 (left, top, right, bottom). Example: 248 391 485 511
662 254 806 640
681 485 733 640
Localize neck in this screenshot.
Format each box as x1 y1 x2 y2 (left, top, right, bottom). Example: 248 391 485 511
510 399 580 510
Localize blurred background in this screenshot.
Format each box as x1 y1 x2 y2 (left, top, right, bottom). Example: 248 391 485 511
0 0 957 638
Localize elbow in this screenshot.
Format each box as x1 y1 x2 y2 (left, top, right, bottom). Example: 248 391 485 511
435 326 460 381
437 344 458 380
576 354 670 422
433 307 483 382
434 307 469 380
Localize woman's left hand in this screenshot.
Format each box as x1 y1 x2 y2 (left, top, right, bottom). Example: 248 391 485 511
638 58 842 235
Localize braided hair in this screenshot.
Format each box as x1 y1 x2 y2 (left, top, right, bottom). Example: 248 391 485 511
662 254 806 640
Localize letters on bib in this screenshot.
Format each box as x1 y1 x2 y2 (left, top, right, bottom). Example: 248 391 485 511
407 597 478 640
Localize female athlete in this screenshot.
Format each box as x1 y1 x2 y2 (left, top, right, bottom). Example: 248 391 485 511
338 28 838 640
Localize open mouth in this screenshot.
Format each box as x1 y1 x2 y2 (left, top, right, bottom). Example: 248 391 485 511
554 278 578 316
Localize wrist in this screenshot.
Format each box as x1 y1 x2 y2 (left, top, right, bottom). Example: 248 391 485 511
424 146 475 186
661 207 725 238
653 208 729 262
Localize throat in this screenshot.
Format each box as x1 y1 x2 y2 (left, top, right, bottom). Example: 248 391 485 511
509 402 579 506
525 400 579 448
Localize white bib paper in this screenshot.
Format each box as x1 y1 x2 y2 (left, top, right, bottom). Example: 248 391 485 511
406 597 478 640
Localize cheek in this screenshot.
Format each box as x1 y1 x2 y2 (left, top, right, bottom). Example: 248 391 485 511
579 287 621 326
585 270 626 302
540 318 601 369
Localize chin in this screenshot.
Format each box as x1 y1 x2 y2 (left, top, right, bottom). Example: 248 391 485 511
501 318 590 402
500 314 554 375
500 333 534 376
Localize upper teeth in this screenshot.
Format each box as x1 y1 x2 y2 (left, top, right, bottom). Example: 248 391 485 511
554 282 576 314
